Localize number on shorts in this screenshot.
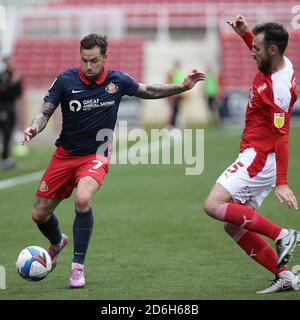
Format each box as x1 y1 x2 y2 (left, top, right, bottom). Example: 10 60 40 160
226 161 244 175
92 160 103 170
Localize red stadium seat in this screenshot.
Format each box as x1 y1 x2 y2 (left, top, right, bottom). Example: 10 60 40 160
220 31 300 92
13 37 144 88
39 0 299 5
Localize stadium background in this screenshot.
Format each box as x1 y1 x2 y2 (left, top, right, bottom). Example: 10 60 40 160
0 0 300 300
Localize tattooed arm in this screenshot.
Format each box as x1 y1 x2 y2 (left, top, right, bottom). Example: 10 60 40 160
134 69 205 99
22 102 57 144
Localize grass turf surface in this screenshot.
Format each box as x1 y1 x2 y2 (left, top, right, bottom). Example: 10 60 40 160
1 126 300 300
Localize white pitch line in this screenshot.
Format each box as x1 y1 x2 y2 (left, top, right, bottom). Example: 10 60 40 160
0 140 163 191
0 171 44 191
0 133 185 191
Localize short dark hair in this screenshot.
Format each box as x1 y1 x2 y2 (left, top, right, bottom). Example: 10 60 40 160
80 33 108 55
252 22 289 55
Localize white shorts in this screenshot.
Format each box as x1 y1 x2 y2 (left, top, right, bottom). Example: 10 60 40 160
216 148 276 210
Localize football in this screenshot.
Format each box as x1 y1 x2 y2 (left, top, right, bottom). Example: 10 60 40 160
16 246 52 281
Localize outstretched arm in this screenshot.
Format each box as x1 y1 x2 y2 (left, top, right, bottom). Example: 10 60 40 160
227 15 253 50
22 101 57 144
134 69 205 99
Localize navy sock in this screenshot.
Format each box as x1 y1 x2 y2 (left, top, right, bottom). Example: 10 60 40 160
73 208 94 264
37 214 62 246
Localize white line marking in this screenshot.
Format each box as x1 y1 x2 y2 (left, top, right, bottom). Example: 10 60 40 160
0 171 44 190
0 133 183 191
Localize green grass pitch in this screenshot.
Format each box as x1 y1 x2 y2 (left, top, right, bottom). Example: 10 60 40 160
1 126 300 300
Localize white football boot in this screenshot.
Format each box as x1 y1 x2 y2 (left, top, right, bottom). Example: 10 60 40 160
256 271 300 294
276 229 300 268
69 262 85 289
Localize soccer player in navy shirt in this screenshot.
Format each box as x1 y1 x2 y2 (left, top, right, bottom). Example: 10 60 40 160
22 33 205 288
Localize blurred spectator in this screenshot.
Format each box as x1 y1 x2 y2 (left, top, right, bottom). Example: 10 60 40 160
203 68 220 127
0 55 23 169
166 60 185 129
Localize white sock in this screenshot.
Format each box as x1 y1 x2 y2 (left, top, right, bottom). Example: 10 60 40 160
72 262 84 269
275 229 289 242
278 270 295 280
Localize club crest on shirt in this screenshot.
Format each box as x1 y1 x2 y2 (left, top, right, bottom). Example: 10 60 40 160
274 113 285 128
105 82 118 93
39 180 49 192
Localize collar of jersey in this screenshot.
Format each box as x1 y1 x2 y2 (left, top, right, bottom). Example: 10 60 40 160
78 66 107 85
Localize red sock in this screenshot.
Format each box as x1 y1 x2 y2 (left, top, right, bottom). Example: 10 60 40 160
218 203 282 240
237 230 288 275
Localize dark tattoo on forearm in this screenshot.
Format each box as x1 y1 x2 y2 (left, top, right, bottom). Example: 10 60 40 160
31 102 57 133
134 84 185 99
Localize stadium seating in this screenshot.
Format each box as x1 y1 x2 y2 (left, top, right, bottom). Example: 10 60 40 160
15 29 299 92
31 1 299 32
44 0 298 5
220 31 300 92
13 38 143 88
15 1 299 91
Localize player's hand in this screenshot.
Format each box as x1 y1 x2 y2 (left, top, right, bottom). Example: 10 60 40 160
22 126 38 145
182 69 205 90
275 184 298 210
226 15 250 37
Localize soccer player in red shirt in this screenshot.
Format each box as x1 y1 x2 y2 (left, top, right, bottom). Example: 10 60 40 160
22 34 205 288
204 15 300 294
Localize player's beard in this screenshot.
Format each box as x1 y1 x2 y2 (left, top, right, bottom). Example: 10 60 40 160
257 54 272 74
84 70 101 81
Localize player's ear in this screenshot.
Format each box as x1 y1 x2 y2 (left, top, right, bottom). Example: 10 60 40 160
269 44 278 56
104 54 108 62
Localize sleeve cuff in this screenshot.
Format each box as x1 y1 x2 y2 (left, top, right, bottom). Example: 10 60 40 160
276 175 287 186
242 32 253 50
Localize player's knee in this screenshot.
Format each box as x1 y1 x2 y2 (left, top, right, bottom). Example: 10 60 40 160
32 208 49 224
75 193 91 212
203 198 218 218
32 198 59 223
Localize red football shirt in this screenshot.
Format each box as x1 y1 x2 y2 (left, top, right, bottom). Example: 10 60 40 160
239 32 297 185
